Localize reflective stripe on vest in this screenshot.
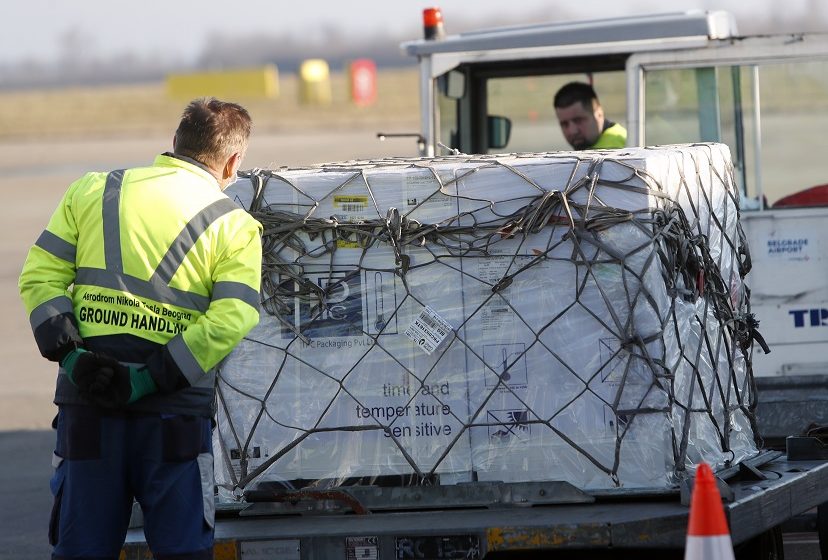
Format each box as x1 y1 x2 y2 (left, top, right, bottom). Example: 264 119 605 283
35 230 76 263
152 198 240 284
75 268 210 312
29 295 74 331
103 169 126 274
212 280 260 309
168 335 209 385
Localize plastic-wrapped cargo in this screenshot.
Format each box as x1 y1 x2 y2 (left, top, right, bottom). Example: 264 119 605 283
215 143 759 498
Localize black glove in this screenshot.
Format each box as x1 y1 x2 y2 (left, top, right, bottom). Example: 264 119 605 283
73 353 133 408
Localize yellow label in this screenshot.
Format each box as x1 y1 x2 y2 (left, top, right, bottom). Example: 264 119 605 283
332 195 370 247
333 195 369 213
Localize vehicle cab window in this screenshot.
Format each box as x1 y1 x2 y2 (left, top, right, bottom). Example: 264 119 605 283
643 58 828 209
436 67 628 156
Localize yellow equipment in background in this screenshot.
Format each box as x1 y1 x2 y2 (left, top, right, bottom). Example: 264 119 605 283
298 59 332 106
166 65 279 99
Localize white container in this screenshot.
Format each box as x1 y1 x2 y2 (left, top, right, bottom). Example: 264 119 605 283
216 144 757 496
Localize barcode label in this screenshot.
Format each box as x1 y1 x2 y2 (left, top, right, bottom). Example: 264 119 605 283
404 306 453 355
418 313 437 329
333 195 369 214
341 203 365 212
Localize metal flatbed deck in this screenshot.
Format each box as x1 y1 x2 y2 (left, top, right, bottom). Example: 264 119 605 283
123 452 828 558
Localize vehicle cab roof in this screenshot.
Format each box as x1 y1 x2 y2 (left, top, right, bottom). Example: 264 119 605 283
402 11 739 76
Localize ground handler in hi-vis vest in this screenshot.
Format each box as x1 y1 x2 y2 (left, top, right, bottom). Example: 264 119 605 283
19 98 263 560
553 81 627 150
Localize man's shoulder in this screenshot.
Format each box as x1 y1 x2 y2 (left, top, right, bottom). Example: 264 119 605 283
592 122 627 149
65 170 112 196
608 122 628 135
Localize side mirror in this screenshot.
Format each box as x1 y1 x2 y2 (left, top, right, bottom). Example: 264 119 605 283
487 116 512 151
437 70 466 99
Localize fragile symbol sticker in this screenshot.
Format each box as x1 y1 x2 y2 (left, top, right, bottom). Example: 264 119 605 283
404 306 453 355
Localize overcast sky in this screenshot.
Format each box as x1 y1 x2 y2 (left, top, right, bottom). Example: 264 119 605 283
3 0 827 66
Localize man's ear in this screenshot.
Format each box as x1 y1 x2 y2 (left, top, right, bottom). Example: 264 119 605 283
593 100 604 123
222 152 242 180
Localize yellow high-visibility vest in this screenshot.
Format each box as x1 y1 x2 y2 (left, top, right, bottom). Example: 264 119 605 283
19 154 262 416
591 122 627 149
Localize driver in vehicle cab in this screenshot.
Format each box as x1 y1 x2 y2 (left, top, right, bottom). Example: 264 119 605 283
554 81 627 150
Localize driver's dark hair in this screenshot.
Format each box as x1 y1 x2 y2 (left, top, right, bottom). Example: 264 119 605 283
554 82 599 110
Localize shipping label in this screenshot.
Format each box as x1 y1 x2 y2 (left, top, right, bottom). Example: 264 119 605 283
333 194 373 248
404 306 453 355
402 172 456 215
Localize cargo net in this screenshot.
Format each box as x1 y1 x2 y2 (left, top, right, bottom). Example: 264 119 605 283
216 145 763 498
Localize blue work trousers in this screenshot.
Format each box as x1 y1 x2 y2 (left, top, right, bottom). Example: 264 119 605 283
49 405 214 560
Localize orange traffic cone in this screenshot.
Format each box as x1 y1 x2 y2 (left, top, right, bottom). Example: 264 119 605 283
684 463 735 560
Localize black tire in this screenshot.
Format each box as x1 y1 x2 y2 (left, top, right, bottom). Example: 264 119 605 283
818 502 827 560
734 525 785 560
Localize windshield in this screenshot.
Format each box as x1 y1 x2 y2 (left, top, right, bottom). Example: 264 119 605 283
437 71 627 155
